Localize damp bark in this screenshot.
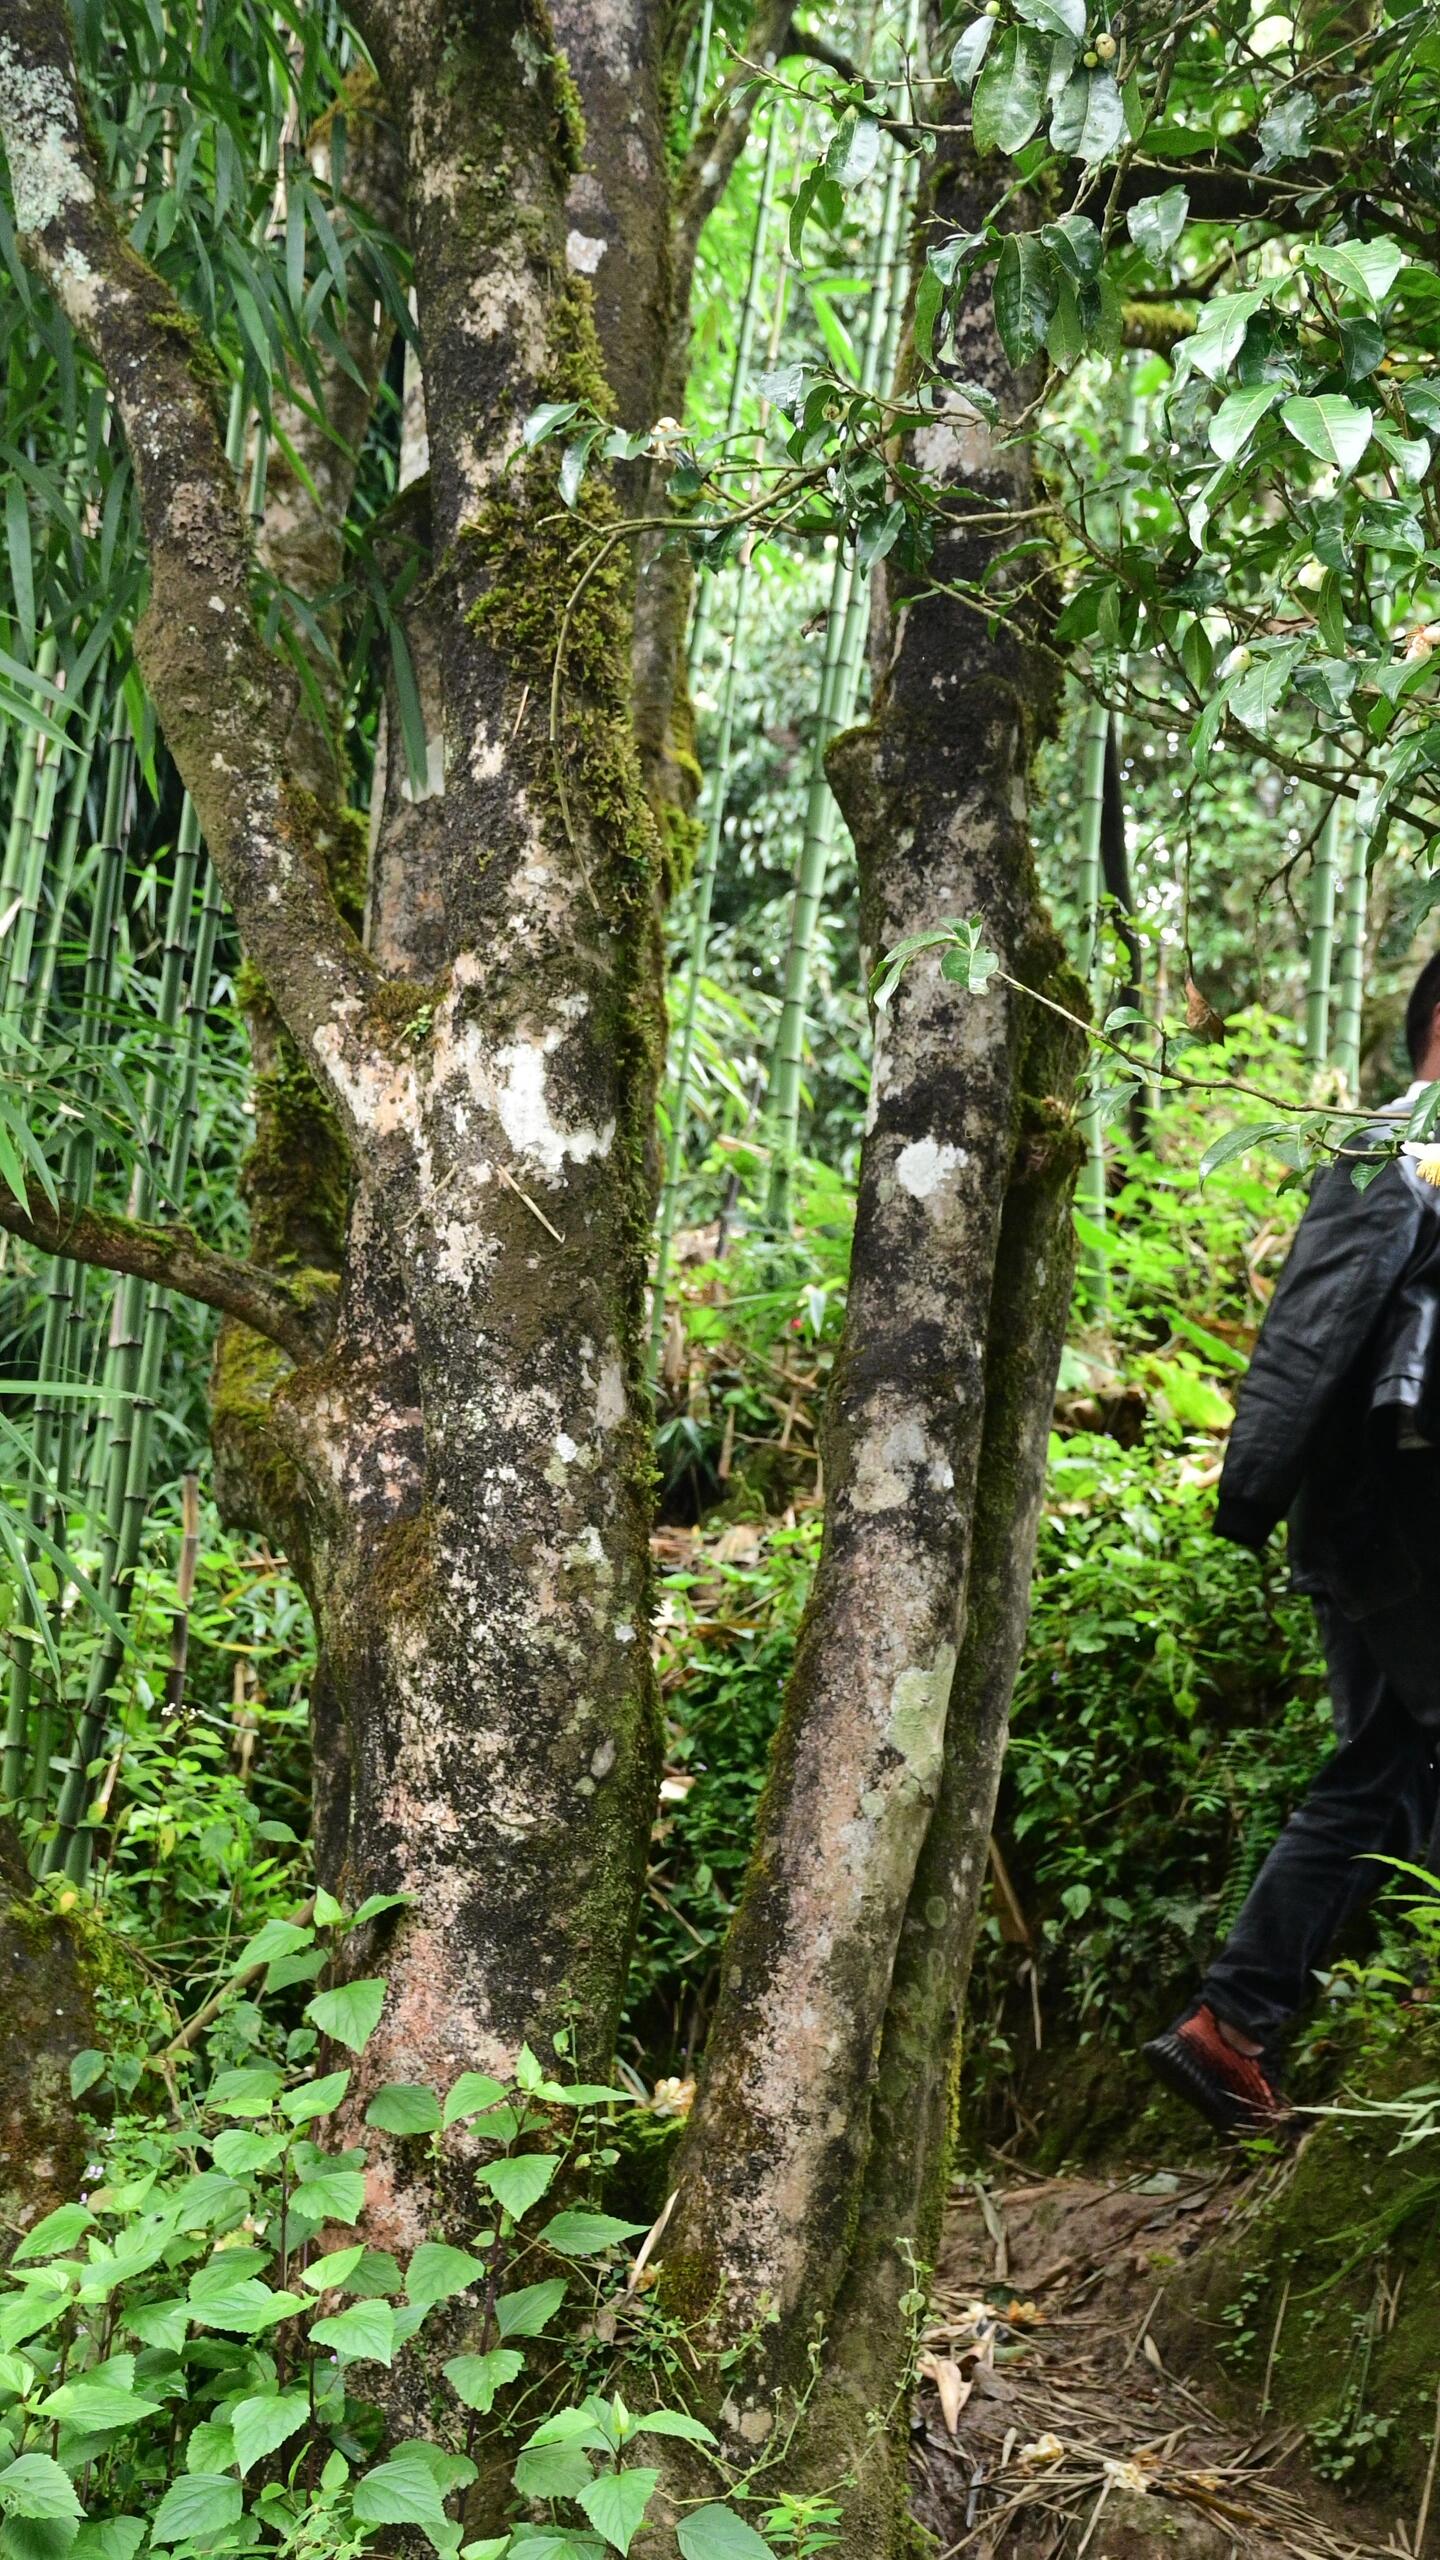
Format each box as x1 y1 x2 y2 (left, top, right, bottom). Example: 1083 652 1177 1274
657 129 1083 2551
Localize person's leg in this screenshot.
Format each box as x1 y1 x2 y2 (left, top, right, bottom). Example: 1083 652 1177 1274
1146 1603 1436 2128
1199 1600 1435 2043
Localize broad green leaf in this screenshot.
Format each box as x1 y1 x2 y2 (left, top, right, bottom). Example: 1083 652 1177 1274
186 2278 305 2335
1256 90 1315 168
444 2349 524 2414
231 1918 312 1975
442 2071 508 2128
184 2422 236 2475
299 2244 366 2292
480 2153 559 2221
206 2066 283 2117
232 2389 310 2475
292 2165 366 2225
310 2299 396 2364
576 2469 659 2557
72 2524 145 2560
992 232 1059 368
0 2356 32 2400
68 2053 104 2102
121 2300 188 2352
950 17 995 85
513 2442 594 2501
973 27 1052 157
1198 1121 1294 1180
496 2278 568 2338
149 2476 243 2547
38 2377 161 2432
210 2128 287 2176
1014 0 1085 35
353 2453 452 2543
0 2461 82 2523
1049 66 1124 164
1177 287 1267 384
305 1978 386 2054
676 2509 775 2560
282 2070 351 2124
1229 642 1306 733
313 1889 344 1927
539 2211 648 2257
824 112 880 190
1207 383 1281 463
1306 238 1408 308
406 2241 486 2309
523 402 581 449
1280 394 1373 474
632 2411 717 2445
349 1891 416 1928
1125 187 1189 259
365 2084 442 2137
12 2208 92 2264
912 265 944 367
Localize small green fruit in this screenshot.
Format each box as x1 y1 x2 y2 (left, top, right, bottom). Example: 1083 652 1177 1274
1083 47 1099 65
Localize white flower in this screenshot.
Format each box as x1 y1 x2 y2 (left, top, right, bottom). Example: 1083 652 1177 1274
1403 1140 1440 1187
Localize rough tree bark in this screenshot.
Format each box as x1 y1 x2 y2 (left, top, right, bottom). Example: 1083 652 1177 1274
0 7 1081 2544
655 132 1082 2550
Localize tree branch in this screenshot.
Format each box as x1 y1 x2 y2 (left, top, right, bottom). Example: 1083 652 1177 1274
0 0 383 1115
0 1190 335 1363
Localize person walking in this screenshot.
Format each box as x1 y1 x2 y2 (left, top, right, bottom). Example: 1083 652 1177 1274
1144 955 1440 2133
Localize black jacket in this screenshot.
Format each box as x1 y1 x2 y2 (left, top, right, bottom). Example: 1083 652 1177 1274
1215 1147 1440 1616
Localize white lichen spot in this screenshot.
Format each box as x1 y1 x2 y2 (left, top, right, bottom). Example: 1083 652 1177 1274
0 45 94 235
554 1432 579 1464
896 1135 968 1203
489 1037 613 1183
851 1412 931 1514
565 228 607 275
612 1621 636 1646
594 1352 627 1432
886 1648 956 1791
590 1737 617 1780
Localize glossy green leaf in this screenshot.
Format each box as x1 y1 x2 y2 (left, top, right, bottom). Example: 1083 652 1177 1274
1207 383 1281 463
480 2153 558 2220
1280 394 1374 474
1049 66 1125 164
993 232 1059 368
972 27 1052 157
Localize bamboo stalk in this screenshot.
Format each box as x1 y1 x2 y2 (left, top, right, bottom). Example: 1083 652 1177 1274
1331 790 1368 1098
1305 752 1344 1069
647 108 786 1382
763 22 918 1227
1075 696 1111 1305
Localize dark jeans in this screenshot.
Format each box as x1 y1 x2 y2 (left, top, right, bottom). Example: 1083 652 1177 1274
1200 1592 1440 2044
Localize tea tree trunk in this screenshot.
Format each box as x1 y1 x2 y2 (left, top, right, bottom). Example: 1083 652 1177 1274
657 137 1082 2551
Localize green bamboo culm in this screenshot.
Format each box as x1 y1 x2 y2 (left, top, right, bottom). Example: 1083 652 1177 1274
646 107 786 1383
1331 793 1369 1099
763 7 919 1229
1075 696 1111 1307
1305 755 1344 1069
0 701 122 1811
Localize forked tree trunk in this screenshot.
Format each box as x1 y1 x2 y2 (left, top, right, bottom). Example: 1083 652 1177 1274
655 137 1082 2552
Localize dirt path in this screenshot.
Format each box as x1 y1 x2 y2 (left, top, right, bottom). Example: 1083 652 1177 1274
910 2163 1419 2559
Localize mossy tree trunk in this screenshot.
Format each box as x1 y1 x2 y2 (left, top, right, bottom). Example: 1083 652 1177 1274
654 137 1082 2552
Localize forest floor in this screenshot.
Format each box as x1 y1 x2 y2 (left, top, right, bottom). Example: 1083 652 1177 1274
909 2150 1424 2560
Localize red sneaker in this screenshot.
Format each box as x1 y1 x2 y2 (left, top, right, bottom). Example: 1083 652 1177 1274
1142 2004 1288 2135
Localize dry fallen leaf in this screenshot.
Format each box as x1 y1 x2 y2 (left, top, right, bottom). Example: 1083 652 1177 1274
918 2352 972 2436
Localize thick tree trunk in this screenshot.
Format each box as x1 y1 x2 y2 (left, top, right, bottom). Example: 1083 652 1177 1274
0 1820 96 2251
656 134 1082 2545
